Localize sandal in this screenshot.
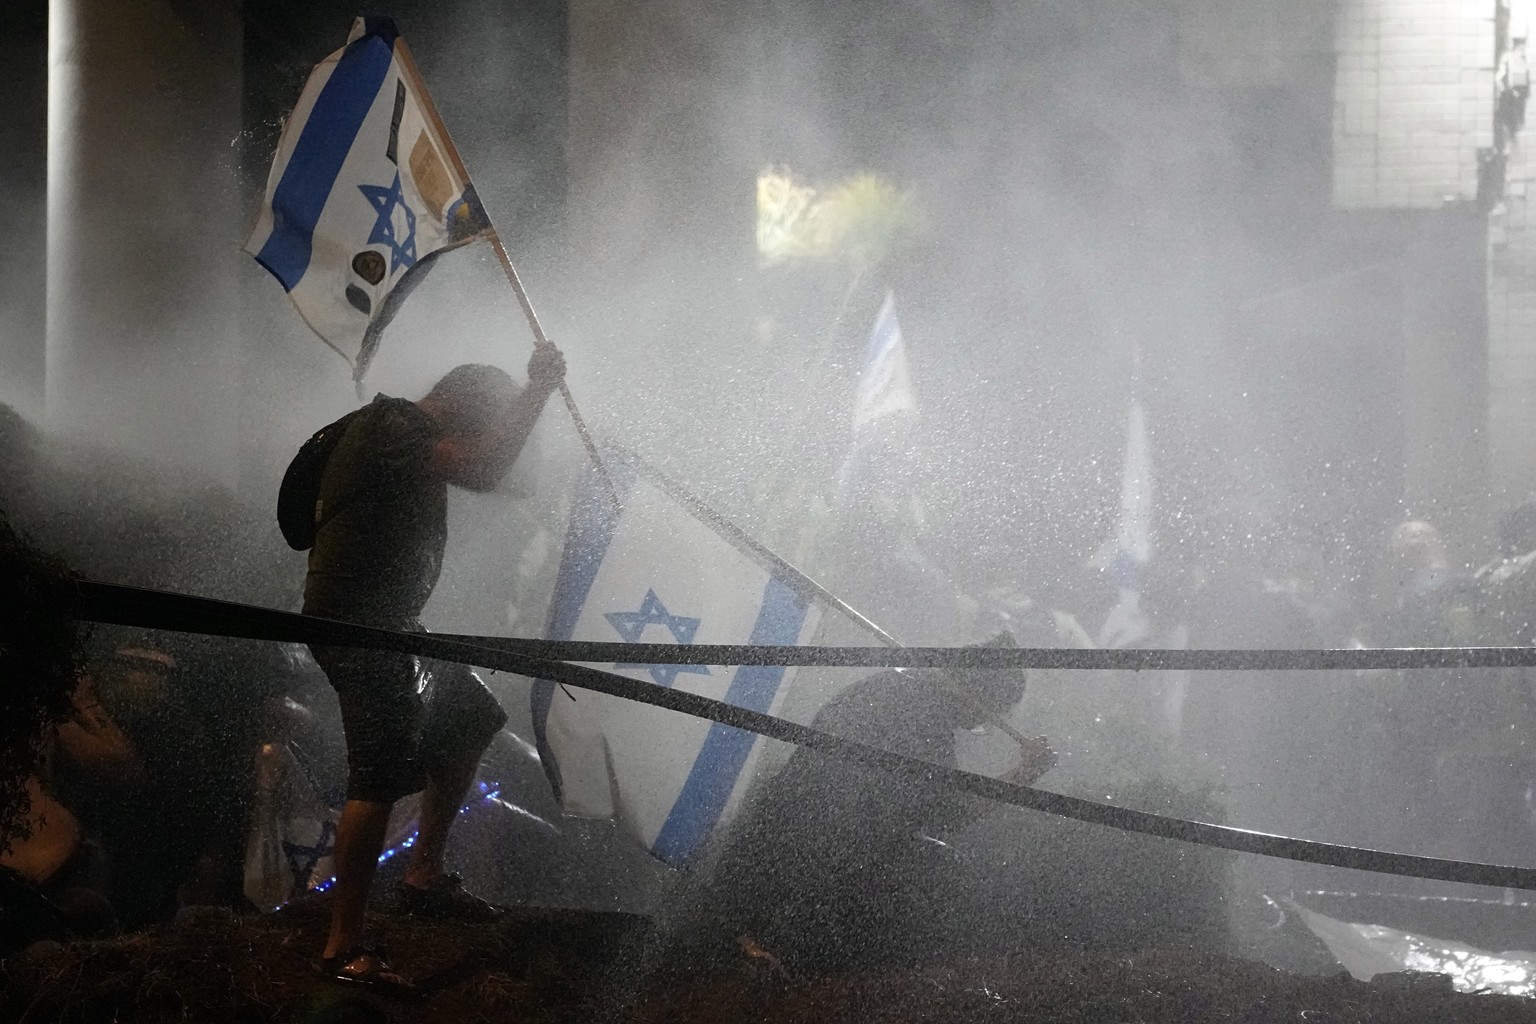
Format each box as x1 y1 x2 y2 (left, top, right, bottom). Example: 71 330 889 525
320 945 421 998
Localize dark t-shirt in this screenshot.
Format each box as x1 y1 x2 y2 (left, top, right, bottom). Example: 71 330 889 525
749 669 978 848
302 396 446 625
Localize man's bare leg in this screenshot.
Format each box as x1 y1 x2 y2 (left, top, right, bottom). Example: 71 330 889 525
324 798 392 959
402 750 481 889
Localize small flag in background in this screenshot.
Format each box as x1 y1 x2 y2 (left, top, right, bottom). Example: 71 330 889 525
531 453 896 866
245 17 490 378
851 291 916 435
1095 345 1155 648
828 291 957 642
1111 385 1152 589
835 291 917 504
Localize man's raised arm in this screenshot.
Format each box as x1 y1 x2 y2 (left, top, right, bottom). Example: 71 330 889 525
428 343 567 492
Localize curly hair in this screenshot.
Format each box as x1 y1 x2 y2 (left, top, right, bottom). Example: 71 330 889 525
0 514 82 854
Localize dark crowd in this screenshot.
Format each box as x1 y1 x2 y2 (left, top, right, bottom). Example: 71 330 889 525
6 393 1536 980
0 404 349 950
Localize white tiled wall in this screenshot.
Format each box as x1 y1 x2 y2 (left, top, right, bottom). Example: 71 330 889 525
1333 0 1496 209
1489 2 1536 491
1489 160 1536 490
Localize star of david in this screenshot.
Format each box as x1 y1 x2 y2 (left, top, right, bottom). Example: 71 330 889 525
283 819 337 891
605 589 712 688
358 172 417 273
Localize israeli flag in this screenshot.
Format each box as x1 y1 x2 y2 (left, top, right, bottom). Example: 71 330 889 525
835 290 917 504
531 456 829 866
1095 345 1156 648
245 17 489 377
1112 388 1153 587
851 291 916 434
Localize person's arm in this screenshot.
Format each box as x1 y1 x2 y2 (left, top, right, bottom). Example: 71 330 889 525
54 676 145 784
1000 735 1057 786
431 343 566 492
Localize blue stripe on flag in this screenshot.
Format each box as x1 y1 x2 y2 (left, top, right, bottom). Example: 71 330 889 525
650 577 807 864
253 31 396 290
531 460 632 799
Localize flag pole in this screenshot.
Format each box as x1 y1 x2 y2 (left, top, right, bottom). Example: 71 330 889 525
395 39 619 509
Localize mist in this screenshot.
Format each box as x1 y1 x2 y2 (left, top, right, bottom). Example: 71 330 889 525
5 0 1536 1000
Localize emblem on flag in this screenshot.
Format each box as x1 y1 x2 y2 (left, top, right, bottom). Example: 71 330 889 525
605 589 712 686
358 172 418 272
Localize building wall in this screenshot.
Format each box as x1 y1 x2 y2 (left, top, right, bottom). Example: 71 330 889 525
1489 163 1536 497
1324 0 1500 535
1333 0 1496 210
1489 2 1536 497
1175 0 1335 90
0 1 48 420
46 0 243 483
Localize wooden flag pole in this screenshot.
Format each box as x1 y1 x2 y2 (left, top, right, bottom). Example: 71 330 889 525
396 39 619 509
480 228 620 510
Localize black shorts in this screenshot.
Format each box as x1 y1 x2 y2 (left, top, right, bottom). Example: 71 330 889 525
308 643 508 803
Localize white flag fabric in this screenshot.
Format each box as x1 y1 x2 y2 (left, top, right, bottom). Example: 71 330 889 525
851 291 916 433
1114 394 1153 574
1095 347 1158 649
245 17 489 376
532 456 842 865
835 290 919 506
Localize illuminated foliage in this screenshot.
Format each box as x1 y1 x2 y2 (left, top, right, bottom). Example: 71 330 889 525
756 167 819 267
756 168 922 273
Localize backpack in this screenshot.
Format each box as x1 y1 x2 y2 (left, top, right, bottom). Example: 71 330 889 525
277 409 361 551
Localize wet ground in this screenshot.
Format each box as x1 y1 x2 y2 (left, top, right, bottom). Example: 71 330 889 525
3 898 1535 1023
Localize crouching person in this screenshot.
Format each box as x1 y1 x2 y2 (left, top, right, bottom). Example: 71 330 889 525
664 630 1056 978
1 672 135 948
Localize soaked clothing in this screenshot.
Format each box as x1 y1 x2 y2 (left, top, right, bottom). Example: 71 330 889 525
309 638 506 803
303 395 446 625
302 395 506 803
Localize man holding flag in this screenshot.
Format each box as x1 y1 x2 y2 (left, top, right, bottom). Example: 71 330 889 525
304 352 563 991
244 15 573 991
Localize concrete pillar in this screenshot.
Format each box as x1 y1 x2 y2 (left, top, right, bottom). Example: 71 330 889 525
47 0 241 483
0 2 47 419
